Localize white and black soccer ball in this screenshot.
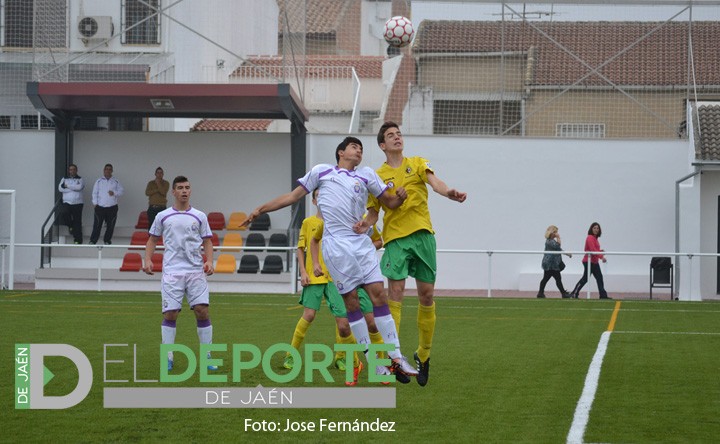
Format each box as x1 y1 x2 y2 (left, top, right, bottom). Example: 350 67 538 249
384 16 414 48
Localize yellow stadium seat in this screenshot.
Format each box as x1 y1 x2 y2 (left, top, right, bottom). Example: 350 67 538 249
221 232 243 252
214 254 237 273
226 211 248 230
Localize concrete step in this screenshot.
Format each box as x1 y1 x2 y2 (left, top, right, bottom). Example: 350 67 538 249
35 267 295 293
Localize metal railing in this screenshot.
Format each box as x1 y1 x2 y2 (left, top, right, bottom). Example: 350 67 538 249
1 243 718 298
39 198 62 269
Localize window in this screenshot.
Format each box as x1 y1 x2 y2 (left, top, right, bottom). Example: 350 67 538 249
556 123 605 138
20 114 55 130
121 0 160 45
434 100 522 135
3 0 33 47
0 116 12 129
2 0 67 48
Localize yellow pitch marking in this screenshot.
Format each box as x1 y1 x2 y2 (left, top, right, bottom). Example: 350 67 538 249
606 300 622 332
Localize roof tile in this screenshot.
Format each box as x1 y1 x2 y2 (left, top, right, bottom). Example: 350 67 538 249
233 55 384 79
413 21 720 86
191 119 272 132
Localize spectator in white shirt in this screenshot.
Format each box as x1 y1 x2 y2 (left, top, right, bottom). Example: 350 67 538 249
58 164 85 244
90 163 124 245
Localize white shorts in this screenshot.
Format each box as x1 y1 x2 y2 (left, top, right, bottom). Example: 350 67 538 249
161 271 210 313
321 235 383 294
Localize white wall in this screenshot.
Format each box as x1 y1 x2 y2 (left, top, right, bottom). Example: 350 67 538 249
74 131 292 230
361 0 392 56
308 134 689 294
700 171 720 298
0 132 55 280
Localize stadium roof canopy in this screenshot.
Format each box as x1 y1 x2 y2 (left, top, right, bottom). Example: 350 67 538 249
27 82 309 122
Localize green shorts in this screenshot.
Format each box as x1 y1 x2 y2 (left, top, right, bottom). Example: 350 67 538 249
357 287 373 314
299 283 373 317
381 230 437 284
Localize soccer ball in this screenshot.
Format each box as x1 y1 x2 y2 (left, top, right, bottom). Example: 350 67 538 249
384 16 414 48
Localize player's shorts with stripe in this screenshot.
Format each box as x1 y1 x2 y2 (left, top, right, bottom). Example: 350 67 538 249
321 235 383 295
381 229 437 283
161 271 210 313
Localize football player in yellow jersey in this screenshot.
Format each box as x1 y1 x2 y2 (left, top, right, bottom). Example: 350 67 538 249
368 121 467 386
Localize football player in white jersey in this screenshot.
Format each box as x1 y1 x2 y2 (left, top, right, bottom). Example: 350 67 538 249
144 176 216 372
244 137 418 381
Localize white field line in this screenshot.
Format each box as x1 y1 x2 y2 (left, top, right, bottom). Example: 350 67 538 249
567 328 719 444
567 331 611 444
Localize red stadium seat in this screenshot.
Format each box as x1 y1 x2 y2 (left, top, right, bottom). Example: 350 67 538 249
135 211 149 229
211 232 220 247
151 253 163 272
119 253 142 272
130 231 150 250
207 212 226 231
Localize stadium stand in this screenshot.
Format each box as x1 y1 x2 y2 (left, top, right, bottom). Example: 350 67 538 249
215 254 237 273
119 253 142 272
207 212 226 231
135 211 149 230
249 213 271 231
221 232 243 252
210 232 220 247
261 255 284 274
226 211 248 230
245 232 266 252
238 254 260 274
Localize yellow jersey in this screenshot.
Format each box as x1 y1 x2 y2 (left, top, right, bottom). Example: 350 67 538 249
298 215 331 284
369 156 434 244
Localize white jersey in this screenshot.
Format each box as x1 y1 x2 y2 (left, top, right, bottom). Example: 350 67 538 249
298 164 387 240
149 206 212 274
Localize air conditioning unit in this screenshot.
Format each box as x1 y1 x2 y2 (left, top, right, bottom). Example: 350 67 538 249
77 16 114 41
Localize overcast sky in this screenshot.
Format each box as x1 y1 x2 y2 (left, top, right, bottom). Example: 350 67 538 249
412 2 720 23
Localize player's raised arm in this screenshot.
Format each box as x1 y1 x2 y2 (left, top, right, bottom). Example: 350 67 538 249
426 172 467 203
241 186 309 227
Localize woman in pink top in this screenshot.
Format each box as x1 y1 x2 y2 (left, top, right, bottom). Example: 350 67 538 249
570 222 611 299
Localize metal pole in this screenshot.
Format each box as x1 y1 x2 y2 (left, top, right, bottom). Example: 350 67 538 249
687 254 693 300
290 248 297 294
585 252 592 299
1 245 6 289
487 251 493 298
9 191 15 290
97 246 103 292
